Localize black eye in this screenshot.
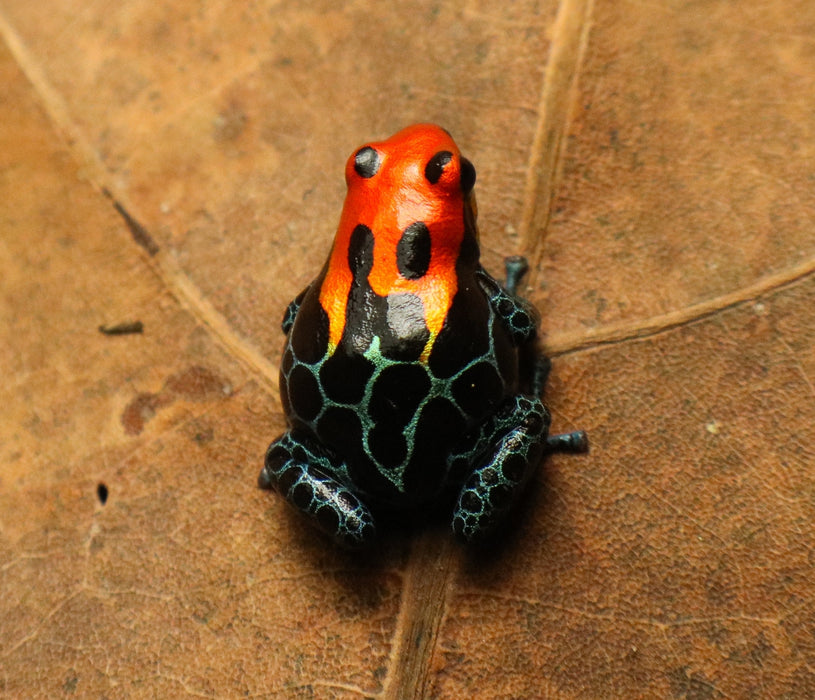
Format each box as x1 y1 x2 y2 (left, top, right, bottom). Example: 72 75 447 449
425 151 453 184
354 147 381 178
460 157 476 193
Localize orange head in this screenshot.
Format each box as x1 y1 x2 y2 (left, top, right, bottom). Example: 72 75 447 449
319 124 478 359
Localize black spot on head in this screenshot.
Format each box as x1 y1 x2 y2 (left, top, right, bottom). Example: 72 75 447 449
348 224 374 278
452 362 504 421
425 151 453 184
96 482 108 505
368 364 431 427
319 350 375 404
460 157 476 193
288 364 323 422
354 147 380 178
396 222 431 280
340 227 380 355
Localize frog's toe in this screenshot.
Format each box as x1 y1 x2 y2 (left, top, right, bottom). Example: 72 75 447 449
546 430 589 454
262 435 377 548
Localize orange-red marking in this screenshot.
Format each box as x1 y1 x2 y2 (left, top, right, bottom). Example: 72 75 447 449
319 124 467 360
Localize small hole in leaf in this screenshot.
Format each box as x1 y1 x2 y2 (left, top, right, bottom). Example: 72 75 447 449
97 482 109 505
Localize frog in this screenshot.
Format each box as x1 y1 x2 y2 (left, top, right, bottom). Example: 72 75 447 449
259 123 588 548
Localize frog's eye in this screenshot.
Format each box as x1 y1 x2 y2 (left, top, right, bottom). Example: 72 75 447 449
354 147 381 178
424 151 453 184
460 157 476 194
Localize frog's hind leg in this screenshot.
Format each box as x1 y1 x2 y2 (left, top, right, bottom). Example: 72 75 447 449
260 432 376 548
451 395 550 543
533 352 589 455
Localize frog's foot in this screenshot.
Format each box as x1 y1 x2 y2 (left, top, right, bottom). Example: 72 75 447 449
451 395 549 543
546 430 589 454
260 432 376 548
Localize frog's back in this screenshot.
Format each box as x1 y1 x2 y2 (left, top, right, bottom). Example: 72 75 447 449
281 263 518 505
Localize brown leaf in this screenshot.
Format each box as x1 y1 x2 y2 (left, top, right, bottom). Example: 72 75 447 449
1 1 814 698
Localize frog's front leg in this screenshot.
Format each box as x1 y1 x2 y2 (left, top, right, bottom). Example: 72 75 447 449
450 395 550 542
502 254 529 295
476 259 539 344
260 432 376 548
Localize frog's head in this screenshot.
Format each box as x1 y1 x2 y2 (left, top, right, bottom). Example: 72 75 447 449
320 124 481 356
342 123 478 254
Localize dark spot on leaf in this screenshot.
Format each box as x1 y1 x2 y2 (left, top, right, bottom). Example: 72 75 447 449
666 666 718 700
120 393 171 435
194 428 214 445
165 366 231 400
213 101 248 142
121 367 230 436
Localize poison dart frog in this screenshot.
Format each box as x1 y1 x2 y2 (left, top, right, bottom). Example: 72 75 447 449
260 124 588 547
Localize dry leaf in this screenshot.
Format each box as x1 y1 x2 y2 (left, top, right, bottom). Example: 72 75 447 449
1 1 814 698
